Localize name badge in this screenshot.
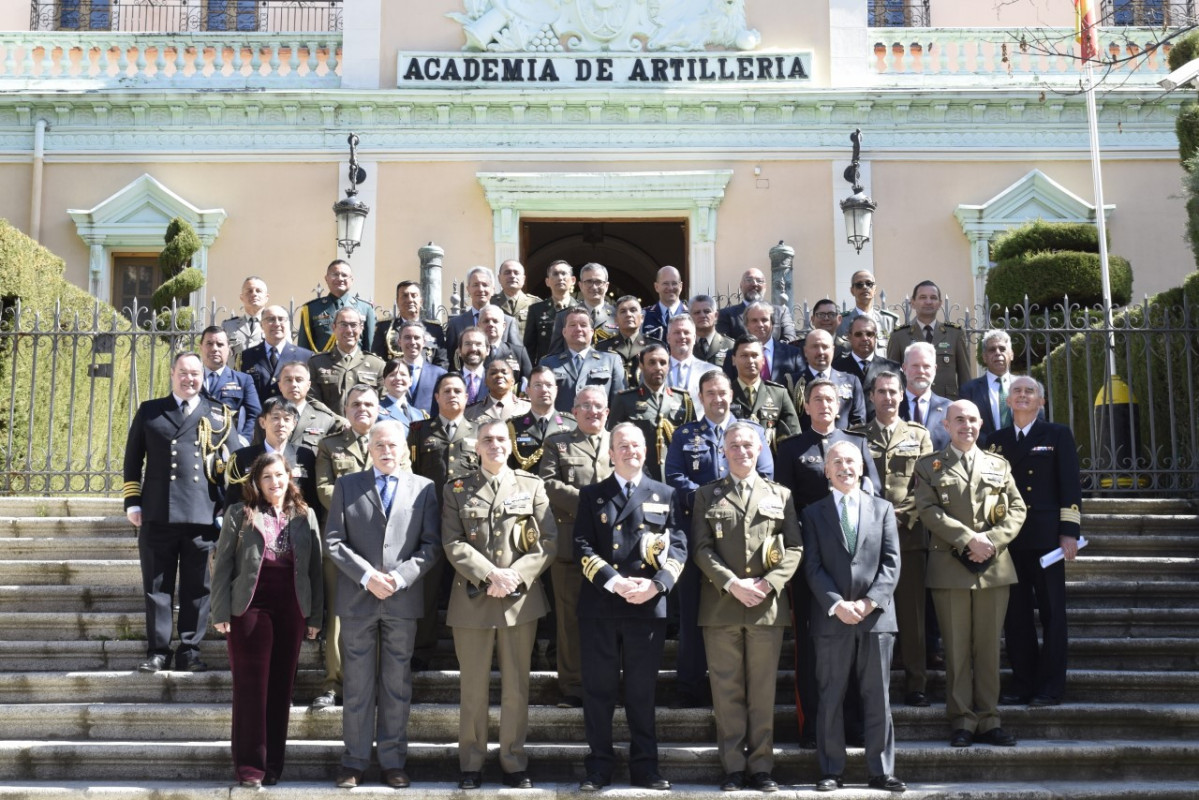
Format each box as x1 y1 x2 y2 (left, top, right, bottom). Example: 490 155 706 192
643 502 669 515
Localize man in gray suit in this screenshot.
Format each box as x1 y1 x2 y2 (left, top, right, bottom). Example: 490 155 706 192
901 341 951 451
324 419 442 789
801 441 905 794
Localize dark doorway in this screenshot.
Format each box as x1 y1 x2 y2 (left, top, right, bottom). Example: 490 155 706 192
520 218 688 306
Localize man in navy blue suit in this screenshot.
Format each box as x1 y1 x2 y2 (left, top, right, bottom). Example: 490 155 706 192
802 441 905 794
575 422 686 792
990 376 1082 707
239 305 314 401
958 329 1034 445
396 321 446 417
723 301 805 390
900 341 952 451
199 326 261 447
641 265 687 342
794 330 866 432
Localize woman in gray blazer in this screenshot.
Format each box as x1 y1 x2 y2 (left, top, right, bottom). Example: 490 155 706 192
212 452 323 788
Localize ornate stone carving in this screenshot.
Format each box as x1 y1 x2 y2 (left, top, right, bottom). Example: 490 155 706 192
447 0 761 53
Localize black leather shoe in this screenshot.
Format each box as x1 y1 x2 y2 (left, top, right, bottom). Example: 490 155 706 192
335 768 363 789
905 691 930 707
999 692 1030 705
579 774 609 792
556 695 583 709
1029 694 1061 707
815 774 843 792
137 654 168 673
949 728 973 747
975 727 1017 746
382 768 410 788
868 774 907 793
175 658 208 673
635 773 671 790
798 734 818 750
458 771 482 790
720 772 745 791
750 772 778 792
502 771 532 789
310 690 339 709
262 775 278 786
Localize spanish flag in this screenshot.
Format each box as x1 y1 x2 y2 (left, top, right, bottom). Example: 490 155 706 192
1075 0 1099 62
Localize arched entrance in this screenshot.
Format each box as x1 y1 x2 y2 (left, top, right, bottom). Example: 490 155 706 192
520 218 688 305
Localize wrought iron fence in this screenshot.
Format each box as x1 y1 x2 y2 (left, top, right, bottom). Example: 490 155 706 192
1100 0 1198 26
30 0 343 32
869 0 931 28
1 293 1195 496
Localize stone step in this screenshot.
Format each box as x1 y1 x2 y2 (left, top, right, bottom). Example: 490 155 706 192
1066 556 1199 580
0 631 1195 673
1083 512 1199 532
0 701 1196 746
2 665 1194 708
0 538 139 560
1065 580 1195 609
0 516 134 538
1083 531 1199 557
0 498 124 518
0 585 141 612
0 780 1195 800
1060 607 1199 637
0 560 140 586
0 739 1194 784
1085 498 1197 514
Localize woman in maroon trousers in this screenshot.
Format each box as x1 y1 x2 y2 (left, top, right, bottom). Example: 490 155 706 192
212 452 323 788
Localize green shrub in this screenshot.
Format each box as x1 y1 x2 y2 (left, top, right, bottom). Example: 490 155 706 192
0 218 180 495
1176 104 1199 169
1167 31 1199 71
987 251 1132 310
990 219 1103 262
157 216 200 277
1031 271 1199 492
150 267 205 313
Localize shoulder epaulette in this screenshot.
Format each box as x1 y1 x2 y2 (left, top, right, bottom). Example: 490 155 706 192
943 321 962 329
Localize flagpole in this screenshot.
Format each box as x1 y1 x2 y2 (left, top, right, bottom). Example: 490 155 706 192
1082 56 1117 377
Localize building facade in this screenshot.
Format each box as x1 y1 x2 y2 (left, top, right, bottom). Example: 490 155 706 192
0 0 1192 324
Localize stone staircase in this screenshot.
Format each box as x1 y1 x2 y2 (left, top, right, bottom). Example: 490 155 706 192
0 495 1196 799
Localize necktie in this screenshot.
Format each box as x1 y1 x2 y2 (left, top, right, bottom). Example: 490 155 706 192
747 385 757 408
466 373 478 403
760 352 771 381
625 481 634 500
1017 429 1025 442
695 337 709 359
998 378 1012 428
537 417 547 436
205 371 219 396
445 422 457 441
378 474 396 514
858 358 869 376
924 325 934 343
912 397 923 426
179 399 190 416
247 316 257 334
737 481 748 501
573 354 583 376
881 425 892 446
267 346 279 373
840 496 857 555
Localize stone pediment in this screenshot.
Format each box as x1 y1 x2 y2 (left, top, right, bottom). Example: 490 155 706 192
447 0 760 53
954 168 1113 238
68 173 226 247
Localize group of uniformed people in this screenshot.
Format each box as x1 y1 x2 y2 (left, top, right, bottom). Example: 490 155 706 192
121 258 1082 794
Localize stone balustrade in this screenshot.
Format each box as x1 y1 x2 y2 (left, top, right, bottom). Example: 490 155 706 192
0 32 341 89
869 27 1172 84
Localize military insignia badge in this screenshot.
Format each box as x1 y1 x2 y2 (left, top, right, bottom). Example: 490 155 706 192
452 480 465 493
600 512 608 524
933 459 942 472
639 531 668 570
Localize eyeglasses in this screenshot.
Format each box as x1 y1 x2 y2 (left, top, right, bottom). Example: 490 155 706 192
336 321 362 329
576 403 607 412
581 279 607 287
813 312 839 320
852 281 876 289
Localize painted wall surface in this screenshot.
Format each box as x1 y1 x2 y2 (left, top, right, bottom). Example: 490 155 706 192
35 161 339 310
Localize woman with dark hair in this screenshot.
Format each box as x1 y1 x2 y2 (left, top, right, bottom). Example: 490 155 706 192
212 451 323 788
378 358 429 436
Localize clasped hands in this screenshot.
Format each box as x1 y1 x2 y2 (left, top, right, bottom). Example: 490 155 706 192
833 598 875 625
729 578 772 608
485 568 522 598
367 571 400 599
612 576 660 605
966 532 996 563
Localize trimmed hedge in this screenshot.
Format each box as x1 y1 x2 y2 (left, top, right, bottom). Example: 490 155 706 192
158 216 200 277
987 251 1133 310
1176 104 1199 168
150 266 205 312
990 219 1103 262
1031 271 1199 491
1167 31 1199 71
0 219 179 494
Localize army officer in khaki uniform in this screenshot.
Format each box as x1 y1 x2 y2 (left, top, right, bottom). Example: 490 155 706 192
914 399 1026 748
693 422 802 793
538 386 613 708
442 418 557 790
851 370 933 707
307 308 385 417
